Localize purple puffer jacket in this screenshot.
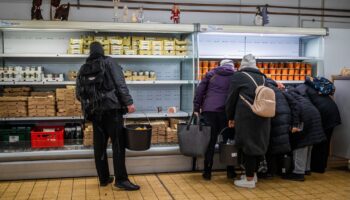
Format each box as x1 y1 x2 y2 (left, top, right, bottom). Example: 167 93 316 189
193 64 235 113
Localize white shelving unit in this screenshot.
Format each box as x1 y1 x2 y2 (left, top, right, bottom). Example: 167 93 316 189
199 56 317 60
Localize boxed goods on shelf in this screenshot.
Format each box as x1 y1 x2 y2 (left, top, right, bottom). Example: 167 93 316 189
3 87 31 96
257 61 312 81
64 124 83 145
0 126 31 147
28 96 56 117
163 50 175 56
0 66 42 82
139 50 152 55
123 70 157 81
175 39 187 46
31 126 64 148
139 40 152 50
56 86 82 117
124 49 137 55
42 73 64 82
68 71 78 81
0 96 28 117
109 38 123 45
152 50 163 56
83 123 93 146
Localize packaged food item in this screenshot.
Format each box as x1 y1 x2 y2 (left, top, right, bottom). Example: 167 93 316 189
288 75 294 81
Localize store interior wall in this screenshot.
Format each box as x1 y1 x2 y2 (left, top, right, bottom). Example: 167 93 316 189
1 0 350 28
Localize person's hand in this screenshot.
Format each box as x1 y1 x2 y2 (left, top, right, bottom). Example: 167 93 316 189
291 127 301 133
127 104 136 113
194 112 199 117
228 120 235 128
277 82 285 89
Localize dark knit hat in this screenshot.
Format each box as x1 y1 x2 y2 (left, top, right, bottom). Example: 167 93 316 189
89 41 104 56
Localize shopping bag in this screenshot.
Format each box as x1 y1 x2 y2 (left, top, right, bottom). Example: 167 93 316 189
218 127 238 166
177 113 211 157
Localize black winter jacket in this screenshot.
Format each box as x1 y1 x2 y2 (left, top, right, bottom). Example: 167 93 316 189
226 68 270 156
266 80 301 155
296 84 341 130
76 56 133 112
287 88 326 149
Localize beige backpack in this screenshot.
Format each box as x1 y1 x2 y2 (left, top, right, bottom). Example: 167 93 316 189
239 72 276 118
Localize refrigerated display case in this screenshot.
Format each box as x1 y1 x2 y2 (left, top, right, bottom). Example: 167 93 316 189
0 20 328 180
0 20 196 180
196 25 327 84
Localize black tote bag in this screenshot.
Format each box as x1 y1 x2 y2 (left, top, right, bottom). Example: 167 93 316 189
177 113 211 157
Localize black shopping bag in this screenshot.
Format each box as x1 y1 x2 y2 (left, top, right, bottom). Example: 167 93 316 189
177 113 211 157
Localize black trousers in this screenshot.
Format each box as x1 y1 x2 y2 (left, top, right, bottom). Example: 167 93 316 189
202 111 229 173
311 128 334 173
244 154 260 177
92 111 128 183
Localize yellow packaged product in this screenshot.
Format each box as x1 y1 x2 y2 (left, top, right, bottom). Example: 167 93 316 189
124 49 137 55
70 38 83 45
175 39 187 45
176 51 187 56
164 46 175 51
152 46 163 51
111 49 123 55
111 45 123 51
164 40 175 46
152 50 163 56
175 45 187 51
110 39 123 45
163 50 175 56
139 50 152 55
122 36 131 46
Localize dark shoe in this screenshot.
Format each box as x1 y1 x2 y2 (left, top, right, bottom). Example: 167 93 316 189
202 172 211 180
115 180 140 191
227 170 237 179
283 173 305 181
100 176 114 187
305 171 311 176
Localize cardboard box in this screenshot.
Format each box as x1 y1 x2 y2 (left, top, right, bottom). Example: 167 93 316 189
122 37 131 46
111 49 123 55
109 39 123 45
111 45 123 51
139 50 152 55
124 50 137 55
164 46 175 51
163 50 176 56
176 45 187 51
164 40 175 46
152 50 163 56
70 38 83 45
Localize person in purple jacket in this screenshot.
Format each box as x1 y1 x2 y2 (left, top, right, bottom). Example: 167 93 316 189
193 59 236 180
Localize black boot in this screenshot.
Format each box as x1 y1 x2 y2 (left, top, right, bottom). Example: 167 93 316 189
115 180 140 191
202 172 211 180
226 166 237 179
100 176 114 187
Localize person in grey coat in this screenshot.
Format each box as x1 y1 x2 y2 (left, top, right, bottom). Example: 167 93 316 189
225 54 271 188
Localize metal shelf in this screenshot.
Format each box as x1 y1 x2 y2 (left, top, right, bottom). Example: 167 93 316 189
0 116 83 121
0 111 189 121
0 20 195 33
0 80 192 86
0 53 188 59
199 56 318 60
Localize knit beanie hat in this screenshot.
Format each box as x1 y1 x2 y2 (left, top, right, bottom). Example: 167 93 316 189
90 41 104 56
240 54 258 70
220 59 235 67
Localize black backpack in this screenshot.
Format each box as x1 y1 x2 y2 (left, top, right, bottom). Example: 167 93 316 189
77 57 118 120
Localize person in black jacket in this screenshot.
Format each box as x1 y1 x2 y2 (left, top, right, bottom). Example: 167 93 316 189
226 54 271 188
76 42 140 190
283 87 326 181
264 80 301 177
296 80 341 173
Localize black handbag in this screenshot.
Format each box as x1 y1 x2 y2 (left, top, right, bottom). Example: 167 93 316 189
177 113 211 157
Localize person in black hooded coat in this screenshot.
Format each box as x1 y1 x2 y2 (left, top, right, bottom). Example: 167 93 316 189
76 42 140 191
265 80 301 176
296 83 341 173
283 87 326 181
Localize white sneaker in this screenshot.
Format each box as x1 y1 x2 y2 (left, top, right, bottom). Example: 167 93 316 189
234 178 256 189
240 173 258 183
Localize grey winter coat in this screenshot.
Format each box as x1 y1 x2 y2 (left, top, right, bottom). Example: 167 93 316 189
225 68 271 156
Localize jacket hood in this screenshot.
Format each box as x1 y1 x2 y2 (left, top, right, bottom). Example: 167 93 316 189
214 65 235 76
87 41 104 61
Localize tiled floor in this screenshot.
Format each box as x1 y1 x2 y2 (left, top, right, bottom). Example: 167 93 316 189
0 169 349 200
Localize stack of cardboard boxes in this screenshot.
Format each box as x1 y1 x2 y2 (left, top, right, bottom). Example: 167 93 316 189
83 123 93 146
28 92 56 117
3 87 31 97
0 96 28 117
68 38 83 54
68 35 187 56
56 86 82 117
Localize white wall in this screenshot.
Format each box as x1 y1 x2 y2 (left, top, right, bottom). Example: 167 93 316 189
1 0 350 28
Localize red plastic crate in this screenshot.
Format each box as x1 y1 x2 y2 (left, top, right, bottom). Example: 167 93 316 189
31 126 64 148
